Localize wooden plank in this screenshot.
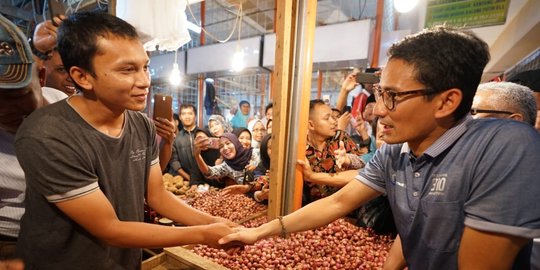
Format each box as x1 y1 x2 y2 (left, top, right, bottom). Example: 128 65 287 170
164 246 229 270
141 253 166 270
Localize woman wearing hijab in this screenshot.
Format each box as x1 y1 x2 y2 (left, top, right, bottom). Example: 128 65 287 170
193 133 260 185
247 118 266 149
208 114 232 137
233 127 253 149
190 129 225 188
223 134 272 203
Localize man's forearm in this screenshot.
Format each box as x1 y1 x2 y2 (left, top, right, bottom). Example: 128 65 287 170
305 170 358 187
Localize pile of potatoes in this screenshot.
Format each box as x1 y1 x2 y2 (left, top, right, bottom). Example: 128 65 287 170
162 173 189 195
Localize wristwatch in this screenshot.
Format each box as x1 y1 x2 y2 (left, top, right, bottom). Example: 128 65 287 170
28 37 52 60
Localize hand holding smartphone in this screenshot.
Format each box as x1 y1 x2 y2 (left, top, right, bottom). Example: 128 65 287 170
153 94 173 121
207 137 221 149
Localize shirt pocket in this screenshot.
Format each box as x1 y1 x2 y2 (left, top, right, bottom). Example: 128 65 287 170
420 200 463 253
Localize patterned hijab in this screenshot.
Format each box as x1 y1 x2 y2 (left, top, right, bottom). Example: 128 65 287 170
208 114 232 134
220 133 253 171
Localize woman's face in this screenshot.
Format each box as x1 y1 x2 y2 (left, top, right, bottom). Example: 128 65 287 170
209 120 225 137
252 122 266 142
238 131 252 149
219 138 237 160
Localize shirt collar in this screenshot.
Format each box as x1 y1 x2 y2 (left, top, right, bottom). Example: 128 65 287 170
400 115 471 158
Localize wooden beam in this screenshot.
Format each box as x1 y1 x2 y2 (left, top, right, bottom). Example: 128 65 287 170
267 0 296 220
371 0 384 68
268 0 318 218
291 0 317 211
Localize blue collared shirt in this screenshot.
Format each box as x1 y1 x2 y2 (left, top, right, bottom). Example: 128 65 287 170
357 116 540 269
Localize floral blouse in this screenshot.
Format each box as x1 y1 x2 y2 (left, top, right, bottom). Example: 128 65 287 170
304 130 364 203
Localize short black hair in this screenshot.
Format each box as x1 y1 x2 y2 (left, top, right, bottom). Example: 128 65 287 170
57 12 139 77
180 103 197 115
265 102 273 114
309 99 327 120
388 25 490 121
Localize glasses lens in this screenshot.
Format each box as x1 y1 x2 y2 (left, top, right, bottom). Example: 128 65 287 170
383 91 394 110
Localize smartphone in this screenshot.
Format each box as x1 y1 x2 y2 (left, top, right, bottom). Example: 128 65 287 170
355 72 380 84
153 94 173 121
207 137 221 149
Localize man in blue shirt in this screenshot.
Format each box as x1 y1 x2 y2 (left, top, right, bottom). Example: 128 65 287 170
219 26 540 269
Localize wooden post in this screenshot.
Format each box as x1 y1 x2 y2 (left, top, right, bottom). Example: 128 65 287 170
267 0 296 219
371 0 384 68
268 0 318 219
200 1 206 45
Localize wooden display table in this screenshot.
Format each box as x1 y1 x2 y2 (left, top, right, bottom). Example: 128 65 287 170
142 246 228 270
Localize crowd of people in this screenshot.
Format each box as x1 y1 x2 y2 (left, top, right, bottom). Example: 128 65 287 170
1 10 540 270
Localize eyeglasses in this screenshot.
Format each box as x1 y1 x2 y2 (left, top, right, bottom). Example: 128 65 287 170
373 85 433 110
470 108 513 115
253 128 266 133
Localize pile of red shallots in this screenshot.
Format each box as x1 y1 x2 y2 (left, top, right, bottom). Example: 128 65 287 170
185 190 268 222
193 217 394 270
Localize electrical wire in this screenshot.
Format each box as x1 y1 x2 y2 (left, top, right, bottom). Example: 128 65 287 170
185 0 243 43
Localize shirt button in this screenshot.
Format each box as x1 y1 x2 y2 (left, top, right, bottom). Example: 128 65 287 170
413 191 419 197
414 172 420 177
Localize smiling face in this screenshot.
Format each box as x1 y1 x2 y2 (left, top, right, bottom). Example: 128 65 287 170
238 131 252 149
78 37 150 114
180 106 196 129
374 58 444 154
208 119 225 137
219 137 237 159
44 50 76 96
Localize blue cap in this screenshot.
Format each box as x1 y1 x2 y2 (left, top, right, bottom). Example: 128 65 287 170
0 14 34 89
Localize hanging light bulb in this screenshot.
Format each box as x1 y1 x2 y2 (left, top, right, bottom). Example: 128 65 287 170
231 46 245 72
169 49 182 86
169 63 181 86
394 0 419 13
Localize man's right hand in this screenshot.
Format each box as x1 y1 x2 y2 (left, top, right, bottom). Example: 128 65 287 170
203 223 243 249
297 158 314 180
341 72 359 93
32 16 65 53
218 227 260 246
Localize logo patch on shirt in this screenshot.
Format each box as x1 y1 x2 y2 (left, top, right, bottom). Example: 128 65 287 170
391 174 406 187
129 149 146 162
429 174 447 196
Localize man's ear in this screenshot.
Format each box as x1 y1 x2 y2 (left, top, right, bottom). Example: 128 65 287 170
307 119 315 132
434 88 462 119
69 66 93 91
508 113 524 122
